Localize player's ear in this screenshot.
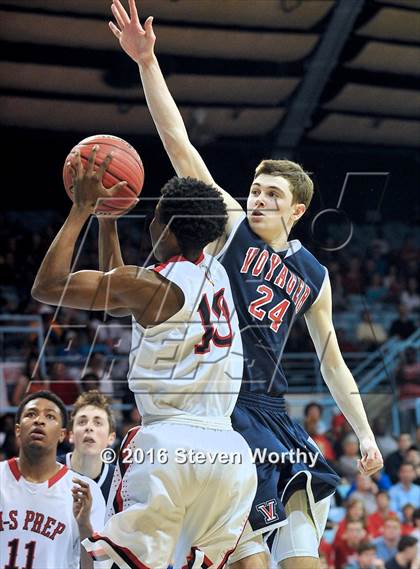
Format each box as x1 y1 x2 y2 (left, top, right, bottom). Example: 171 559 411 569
107 431 116 446
15 423 21 440
292 203 306 222
68 430 74 445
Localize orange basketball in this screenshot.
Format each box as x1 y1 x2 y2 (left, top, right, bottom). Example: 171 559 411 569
63 134 144 215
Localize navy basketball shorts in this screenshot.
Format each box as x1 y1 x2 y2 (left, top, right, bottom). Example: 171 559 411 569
231 392 340 535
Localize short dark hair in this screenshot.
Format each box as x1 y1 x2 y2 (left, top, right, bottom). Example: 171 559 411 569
16 390 68 429
413 508 420 522
397 535 417 552
304 402 322 417
400 461 415 470
357 542 376 555
159 177 228 253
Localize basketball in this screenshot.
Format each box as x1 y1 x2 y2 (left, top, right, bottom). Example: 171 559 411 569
63 134 144 215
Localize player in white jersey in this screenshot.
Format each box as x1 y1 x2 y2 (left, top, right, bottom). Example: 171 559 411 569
0 390 106 569
32 150 257 568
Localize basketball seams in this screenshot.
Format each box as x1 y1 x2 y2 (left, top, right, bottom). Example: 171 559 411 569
79 140 143 169
62 135 144 214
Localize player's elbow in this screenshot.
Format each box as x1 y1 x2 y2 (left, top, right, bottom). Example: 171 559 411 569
320 358 348 383
31 282 59 305
162 128 191 157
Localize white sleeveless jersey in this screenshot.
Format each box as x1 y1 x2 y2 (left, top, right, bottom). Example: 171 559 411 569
0 458 106 569
128 252 243 427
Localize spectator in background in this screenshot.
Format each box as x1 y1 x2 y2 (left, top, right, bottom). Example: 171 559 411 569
412 509 420 557
80 372 100 393
400 278 420 314
372 468 393 492
406 447 420 486
0 414 18 459
384 266 403 305
389 463 420 520
335 498 368 543
384 535 419 569
337 328 359 353
338 434 361 484
11 354 49 406
356 310 388 351
368 492 398 538
396 348 420 400
385 434 413 484
343 257 364 295
334 520 368 569
346 542 385 569
399 237 417 264
401 504 415 535
366 274 388 305
373 418 398 460
304 402 336 462
84 353 113 397
389 305 416 341
350 474 379 515
49 361 79 405
374 516 402 563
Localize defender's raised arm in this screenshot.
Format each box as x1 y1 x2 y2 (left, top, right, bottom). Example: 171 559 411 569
109 0 243 241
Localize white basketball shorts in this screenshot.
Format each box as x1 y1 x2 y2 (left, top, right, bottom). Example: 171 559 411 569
83 422 257 569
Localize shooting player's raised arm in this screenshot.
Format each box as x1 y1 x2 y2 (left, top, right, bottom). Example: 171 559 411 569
109 0 244 239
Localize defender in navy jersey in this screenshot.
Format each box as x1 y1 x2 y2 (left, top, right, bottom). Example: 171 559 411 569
110 3 384 568
57 391 116 503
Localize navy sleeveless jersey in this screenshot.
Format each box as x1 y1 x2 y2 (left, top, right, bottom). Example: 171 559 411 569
217 215 327 396
57 452 115 503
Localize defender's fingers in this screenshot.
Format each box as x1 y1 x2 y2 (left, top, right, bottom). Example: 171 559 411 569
113 0 130 25
109 21 122 39
144 15 154 35
128 0 141 25
111 2 127 30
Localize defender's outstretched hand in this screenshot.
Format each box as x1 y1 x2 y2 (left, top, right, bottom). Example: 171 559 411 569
68 146 127 214
358 437 384 476
109 0 155 64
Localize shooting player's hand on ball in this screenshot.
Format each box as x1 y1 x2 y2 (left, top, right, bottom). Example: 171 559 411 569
358 437 384 476
69 146 127 215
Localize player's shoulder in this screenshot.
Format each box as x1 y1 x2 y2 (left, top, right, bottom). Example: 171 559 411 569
287 240 327 274
289 240 321 264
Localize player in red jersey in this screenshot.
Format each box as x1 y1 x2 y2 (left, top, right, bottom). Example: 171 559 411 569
0 390 105 569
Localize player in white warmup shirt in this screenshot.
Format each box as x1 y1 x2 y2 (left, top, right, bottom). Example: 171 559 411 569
32 149 257 569
0 391 106 569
